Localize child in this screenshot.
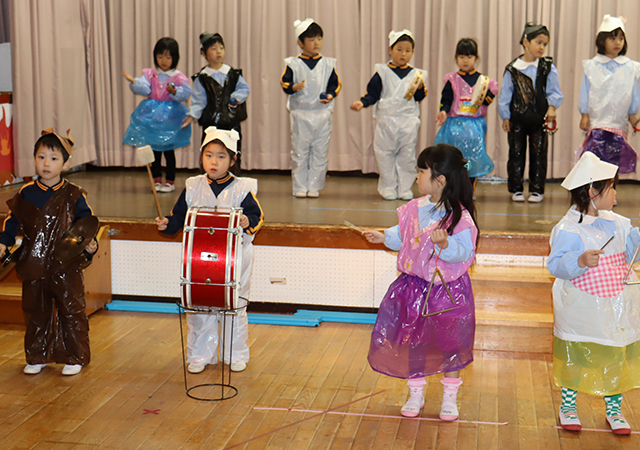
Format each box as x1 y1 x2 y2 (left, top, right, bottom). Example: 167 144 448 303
547 152 640 434
579 15 640 174
363 143 478 420
281 18 341 198
183 32 250 166
435 38 499 185
123 37 192 193
498 23 563 203
156 127 263 373
0 129 97 376
351 29 427 201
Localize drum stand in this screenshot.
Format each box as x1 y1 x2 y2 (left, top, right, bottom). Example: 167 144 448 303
177 299 248 401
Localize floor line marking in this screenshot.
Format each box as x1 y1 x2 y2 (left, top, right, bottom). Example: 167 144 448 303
253 407 508 425
223 390 385 449
554 426 639 434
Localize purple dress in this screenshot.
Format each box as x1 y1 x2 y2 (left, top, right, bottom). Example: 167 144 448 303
368 199 478 379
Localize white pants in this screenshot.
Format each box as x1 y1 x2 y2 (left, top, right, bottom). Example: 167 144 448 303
373 115 420 198
186 242 253 365
290 109 333 194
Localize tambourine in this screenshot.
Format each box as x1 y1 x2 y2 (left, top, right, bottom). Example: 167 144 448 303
404 70 424 100
543 114 558 135
470 75 490 108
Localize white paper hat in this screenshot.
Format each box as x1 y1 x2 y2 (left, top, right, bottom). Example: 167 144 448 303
201 126 240 154
388 29 414 47
598 14 626 34
294 18 315 39
561 152 618 190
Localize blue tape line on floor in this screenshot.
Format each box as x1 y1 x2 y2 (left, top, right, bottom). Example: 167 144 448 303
295 309 377 324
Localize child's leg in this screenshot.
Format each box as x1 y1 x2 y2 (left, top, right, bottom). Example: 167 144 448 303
290 111 314 196
51 270 90 366
506 123 528 194
395 117 420 199
527 127 548 196
151 150 163 181
220 297 250 369
164 150 176 183
186 312 219 366
307 110 333 195
373 117 400 199
558 386 581 431
401 377 427 417
604 394 631 434
22 279 55 365
440 371 463 421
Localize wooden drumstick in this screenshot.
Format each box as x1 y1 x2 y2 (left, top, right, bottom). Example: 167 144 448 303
344 220 365 234
136 145 163 218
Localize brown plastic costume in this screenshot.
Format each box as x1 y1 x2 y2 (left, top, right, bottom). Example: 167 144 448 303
7 181 92 366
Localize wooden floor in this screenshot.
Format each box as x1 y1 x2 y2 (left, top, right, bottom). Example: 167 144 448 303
1 312 638 450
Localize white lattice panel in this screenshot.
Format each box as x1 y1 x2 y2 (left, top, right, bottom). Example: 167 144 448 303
251 246 375 306
111 240 182 297
374 250 400 307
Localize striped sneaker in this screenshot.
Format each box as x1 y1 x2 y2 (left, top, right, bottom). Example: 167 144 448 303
559 407 581 431
605 395 631 435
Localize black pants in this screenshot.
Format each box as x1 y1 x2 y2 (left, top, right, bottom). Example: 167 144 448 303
507 122 548 195
151 150 176 182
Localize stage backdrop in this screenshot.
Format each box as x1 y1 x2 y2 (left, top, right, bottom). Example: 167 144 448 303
9 0 640 181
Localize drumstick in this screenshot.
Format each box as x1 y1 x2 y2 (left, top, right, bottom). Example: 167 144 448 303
135 145 163 218
344 220 365 234
600 236 614 250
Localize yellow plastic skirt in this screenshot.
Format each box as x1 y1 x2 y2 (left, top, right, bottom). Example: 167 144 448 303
554 337 640 395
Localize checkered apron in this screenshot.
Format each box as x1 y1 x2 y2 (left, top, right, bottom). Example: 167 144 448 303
571 252 627 298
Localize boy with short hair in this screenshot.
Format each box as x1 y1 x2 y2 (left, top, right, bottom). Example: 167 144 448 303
0 129 97 376
351 29 427 200
281 18 341 198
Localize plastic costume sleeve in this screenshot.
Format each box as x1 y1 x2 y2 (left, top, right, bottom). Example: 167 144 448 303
550 207 640 395
183 174 259 365
368 198 477 379
285 56 336 194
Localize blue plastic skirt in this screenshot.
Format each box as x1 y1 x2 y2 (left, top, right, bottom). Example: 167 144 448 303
434 116 494 177
123 99 192 151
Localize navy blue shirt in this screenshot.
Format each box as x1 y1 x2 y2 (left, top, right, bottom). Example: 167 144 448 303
162 173 264 236
0 179 94 247
360 64 427 107
281 55 341 97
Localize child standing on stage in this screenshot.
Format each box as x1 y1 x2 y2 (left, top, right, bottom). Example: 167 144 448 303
156 127 263 374
498 23 563 203
123 37 192 193
351 29 427 201
281 18 341 198
183 32 250 165
363 143 478 420
548 152 640 434
579 15 640 174
0 129 98 376
435 38 499 185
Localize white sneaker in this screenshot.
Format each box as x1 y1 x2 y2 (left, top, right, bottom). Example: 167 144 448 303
230 361 247 372
61 364 82 376
528 193 544 203
399 192 414 200
440 391 459 421
154 183 162 192
383 194 397 201
511 192 525 202
559 408 582 431
159 183 175 193
23 364 47 374
187 360 206 374
400 394 425 417
294 191 307 198
607 412 631 435
307 190 319 198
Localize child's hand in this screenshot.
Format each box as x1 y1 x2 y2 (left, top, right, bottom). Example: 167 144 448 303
545 106 557 123
85 240 98 255
166 84 177 95
156 217 169 231
351 101 364 111
580 114 590 131
293 80 306 92
502 119 511 132
122 71 135 84
363 229 384 244
431 229 449 249
578 249 603 268
239 214 250 229
181 115 194 129
319 94 334 104
435 110 447 127
0 243 6 257
630 114 640 130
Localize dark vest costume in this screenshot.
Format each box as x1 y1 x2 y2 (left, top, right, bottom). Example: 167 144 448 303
192 66 248 131
505 56 552 126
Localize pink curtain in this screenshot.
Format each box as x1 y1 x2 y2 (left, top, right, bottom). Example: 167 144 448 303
10 0 640 180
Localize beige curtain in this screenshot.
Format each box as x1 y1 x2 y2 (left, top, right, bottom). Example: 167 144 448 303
10 0 640 180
